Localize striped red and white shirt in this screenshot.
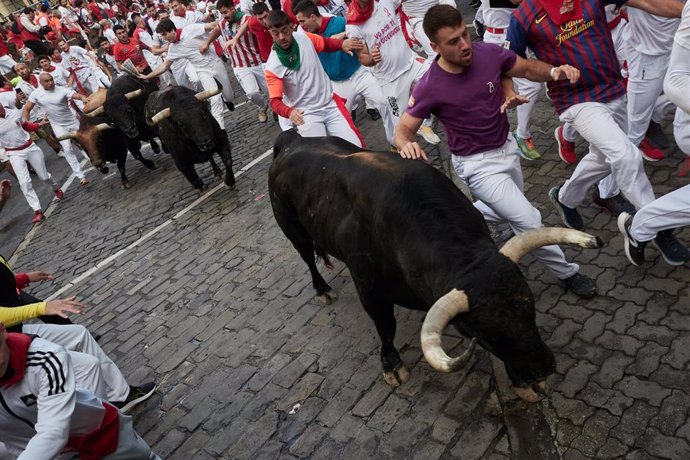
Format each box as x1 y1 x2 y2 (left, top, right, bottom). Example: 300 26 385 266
219 16 262 68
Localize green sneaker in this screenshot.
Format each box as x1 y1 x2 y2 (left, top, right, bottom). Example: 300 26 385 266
513 131 542 160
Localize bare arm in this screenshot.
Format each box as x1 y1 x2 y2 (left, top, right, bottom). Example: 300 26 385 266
394 112 427 160
355 42 379 67
226 20 248 49
142 59 172 79
201 25 222 54
500 75 530 112
22 100 35 123
505 55 580 83
626 0 683 18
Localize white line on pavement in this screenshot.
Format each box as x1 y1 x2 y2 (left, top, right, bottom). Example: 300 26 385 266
44 146 274 300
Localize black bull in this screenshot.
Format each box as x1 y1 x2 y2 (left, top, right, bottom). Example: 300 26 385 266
268 131 601 401
144 86 235 191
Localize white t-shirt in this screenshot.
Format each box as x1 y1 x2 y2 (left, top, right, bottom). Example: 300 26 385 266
0 109 31 149
167 23 218 69
346 0 416 84
104 28 118 44
0 91 17 109
59 5 80 24
401 0 439 19
480 0 512 29
318 0 347 17
61 46 93 72
28 86 77 125
676 1 690 50
627 9 680 56
45 65 71 87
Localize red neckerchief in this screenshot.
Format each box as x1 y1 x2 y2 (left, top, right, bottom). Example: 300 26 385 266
0 333 33 388
318 16 332 34
347 0 374 25
174 10 186 18
537 0 583 26
47 65 56 72
23 74 38 88
172 28 183 43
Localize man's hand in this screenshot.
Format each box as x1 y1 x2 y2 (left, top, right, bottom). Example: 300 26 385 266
199 42 210 54
500 94 530 113
139 72 153 80
45 297 85 318
0 180 11 201
371 47 382 64
289 108 305 126
27 271 54 282
342 38 364 55
37 118 50 127
15 92 25 104
398 142 427 161
225 37 238 50
551 65 580 84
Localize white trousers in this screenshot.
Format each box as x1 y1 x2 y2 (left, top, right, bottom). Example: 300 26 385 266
674 108 690 154
51 121 86 180
381 57 432 128
626 50 675 145
197 62 235 131
7 143 57 212
409 16 436 59
74 69 101 94
332 66 396 144
630 184 690 242
234 65 269 110
22 324 130 402
171 59 201 91
104 412 160 460
452 137 579 279
297 98 363 147
558 96 655 210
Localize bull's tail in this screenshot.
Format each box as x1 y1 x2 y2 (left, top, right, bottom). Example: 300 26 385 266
314 244 334 269
273 129 302 159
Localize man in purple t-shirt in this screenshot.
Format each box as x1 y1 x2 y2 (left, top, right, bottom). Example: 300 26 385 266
394 5 596 298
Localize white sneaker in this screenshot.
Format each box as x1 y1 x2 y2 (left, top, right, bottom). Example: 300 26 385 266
418 126 440 145
258 110 268 123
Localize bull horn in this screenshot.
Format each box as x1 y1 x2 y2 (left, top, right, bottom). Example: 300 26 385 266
150 108 172 125
56 131 78 141
194 87 222 101
421 289 477 372
125 89 143 100
84 106 105 117
95 123 114 132
499 227 602 263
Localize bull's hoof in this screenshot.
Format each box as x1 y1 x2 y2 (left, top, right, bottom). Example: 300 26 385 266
151 143 161 154
196 183 208 193
144 160 156 170
383 365 410 387
514 381 548 403
100 167 109 174
121 182 131 190
315 289 338 305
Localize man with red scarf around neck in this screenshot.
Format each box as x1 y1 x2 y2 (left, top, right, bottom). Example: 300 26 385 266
508 0 685 262
346 0 442 146
0 323 160 459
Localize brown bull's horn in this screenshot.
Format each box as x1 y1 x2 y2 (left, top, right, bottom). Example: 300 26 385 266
499 227 602 263
421 289 476 372
84 106 105 117
56 131 78 141
194 87 222 101
95 123 114 132
125 89 143 99
150 108 172 125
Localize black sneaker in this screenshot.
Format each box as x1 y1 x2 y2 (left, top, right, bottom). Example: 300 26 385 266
350 109 357 122
367 108 381 120
654 229 689 266
592 188 635 216
225 101 235 112
617 212 646 266
112 382 156 413
549 186 584 230
645 121 671 150
561 273 597 298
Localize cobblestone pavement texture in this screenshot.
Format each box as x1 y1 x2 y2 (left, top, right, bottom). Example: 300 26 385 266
4 12 690 460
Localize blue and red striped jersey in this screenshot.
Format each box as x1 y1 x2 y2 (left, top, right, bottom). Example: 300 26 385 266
507 0 626 114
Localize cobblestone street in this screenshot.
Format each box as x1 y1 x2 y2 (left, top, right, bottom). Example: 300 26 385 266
3 13 690 459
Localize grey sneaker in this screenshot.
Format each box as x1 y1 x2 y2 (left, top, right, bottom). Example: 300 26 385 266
549 186 583 230
592 189 635 216
561 273 596 298
112 382 157 413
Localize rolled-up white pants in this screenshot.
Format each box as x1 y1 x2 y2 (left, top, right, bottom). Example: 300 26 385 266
234 65 269 110
22 323 130 402
452 136 579 280
50 121 86 179
557 96 655 210
332 66 396 145
629 184 690 242
7 143 57 212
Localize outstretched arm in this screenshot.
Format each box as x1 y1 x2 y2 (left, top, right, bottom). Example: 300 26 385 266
625 0 683 18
